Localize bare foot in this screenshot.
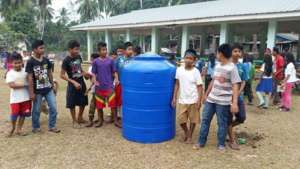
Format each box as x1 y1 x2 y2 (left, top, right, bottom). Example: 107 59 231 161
114 121 122 128
94 120 103 128
72 122 81 129
180 135 188 143
229 142 240 150
16 130 28 136
185 137 193 144
85 121 93 128
77 119 87 124
7 129 15 138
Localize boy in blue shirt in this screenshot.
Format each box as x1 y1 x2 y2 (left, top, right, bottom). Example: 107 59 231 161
228 43 248 150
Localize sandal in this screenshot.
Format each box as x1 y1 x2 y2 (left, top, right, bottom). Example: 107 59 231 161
48 128 61 133
229 142 240 150
94 121 103 128
193 144 204 150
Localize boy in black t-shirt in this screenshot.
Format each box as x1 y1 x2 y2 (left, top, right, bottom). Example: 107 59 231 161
26 40 60 133
60 40 89 128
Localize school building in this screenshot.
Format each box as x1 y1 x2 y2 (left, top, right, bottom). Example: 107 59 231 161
70 0 300 61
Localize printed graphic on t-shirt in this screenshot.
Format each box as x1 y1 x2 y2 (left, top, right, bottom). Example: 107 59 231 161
70 58 82 78
33 64 51 89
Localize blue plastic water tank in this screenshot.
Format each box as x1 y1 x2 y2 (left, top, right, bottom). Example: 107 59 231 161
121 54 176 144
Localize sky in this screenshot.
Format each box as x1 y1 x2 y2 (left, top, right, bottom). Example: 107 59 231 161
52 0 79 21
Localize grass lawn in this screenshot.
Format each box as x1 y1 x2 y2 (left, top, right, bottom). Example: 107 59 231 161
0 63 300 169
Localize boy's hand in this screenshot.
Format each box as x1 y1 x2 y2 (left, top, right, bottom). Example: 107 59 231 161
73 81 81 90
202 95 207 104
30 93 36 101
171 98 177 108
196 101 202 111
114 79 120 86
230 104 239 114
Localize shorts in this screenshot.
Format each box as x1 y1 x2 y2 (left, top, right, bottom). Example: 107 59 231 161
66 80 88 109
115 84 122 107
10 100 32 121
95 89 116 109
177 104 200 124
229 97 246 124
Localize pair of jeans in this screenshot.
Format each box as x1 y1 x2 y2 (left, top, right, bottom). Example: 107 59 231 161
32 90 58 129
198 102 230 147
281 82 294 109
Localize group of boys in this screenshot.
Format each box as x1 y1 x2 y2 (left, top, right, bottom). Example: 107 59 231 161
173 43 249 151
5 39 136 136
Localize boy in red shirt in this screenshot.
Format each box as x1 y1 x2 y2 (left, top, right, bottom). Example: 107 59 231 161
272 47 285 105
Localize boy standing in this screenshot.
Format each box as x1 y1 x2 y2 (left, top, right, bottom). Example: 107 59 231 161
92 42 121 128
114 42 134 121
86 53 100 127
60 40 89 128
26 40 60 133
172 49 203 144
228 44 248 150
194 44 240 151
6 53 31 137
272 47 285 105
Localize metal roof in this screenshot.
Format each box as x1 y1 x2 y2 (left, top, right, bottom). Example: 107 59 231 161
70 0 300 31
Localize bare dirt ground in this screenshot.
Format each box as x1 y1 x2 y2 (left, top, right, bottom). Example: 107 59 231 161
0 64 300 169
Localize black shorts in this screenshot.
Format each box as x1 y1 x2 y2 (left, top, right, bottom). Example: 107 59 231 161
66 79 88 109
229 97 246 124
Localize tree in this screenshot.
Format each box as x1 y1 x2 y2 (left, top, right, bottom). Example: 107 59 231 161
56 7 70 25
76 0 98 23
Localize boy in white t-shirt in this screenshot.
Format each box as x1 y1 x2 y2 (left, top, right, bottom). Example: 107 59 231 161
172 49 203 144
5 53 31 137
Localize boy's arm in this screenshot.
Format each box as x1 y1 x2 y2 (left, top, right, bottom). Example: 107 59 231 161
7 82 26 89
27 73 35 100
197 84 203 109
203 79 214 103
172 79 179 107
239 81 246 95
114 72 119 85
231 83 239 114
60 69 81 89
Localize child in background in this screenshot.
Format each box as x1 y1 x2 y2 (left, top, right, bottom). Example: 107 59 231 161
60 40 89 128
86 53 100 127
133 46 142 56
92 42 121 128
256 54 273 109
228 44 248 150
280 53 299 112
272 47 285 105
6 52 31 137
194 44 240 151
243 54 255 105
205 53 216 92
172 49 203 144
114 42 134 123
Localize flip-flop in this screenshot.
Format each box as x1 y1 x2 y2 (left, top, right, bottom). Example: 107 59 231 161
16 132 28 136
193 144 204 150
48 128 61 133
94 121 103 128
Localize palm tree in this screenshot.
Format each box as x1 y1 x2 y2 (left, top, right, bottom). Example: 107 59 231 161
0 0 32 19
56 7 70 25
32 0 54 39
76 0 98 23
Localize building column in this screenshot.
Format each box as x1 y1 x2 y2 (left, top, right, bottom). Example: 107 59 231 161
151 27 159 54
87 31 93 62
105 29 112 53
219 23 229 45
267 20 278 49
139 35 145 53
125 29 132 42
181 25 189 57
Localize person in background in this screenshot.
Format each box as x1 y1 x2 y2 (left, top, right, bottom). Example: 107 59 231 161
116 45 125 56
26 40 60 133
243 54 255 105
6 52 31 137
110 50 118 61
228 43 248 150
60 40 89 128
280 53 299 112
133 46 142 56
194 44 240 151
86 53 100 127
114 42 134 124
256 54 273 109
272 47 285 105
204 53 216 92
4 52 12 79
172 49 203 144
92 42 121 128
